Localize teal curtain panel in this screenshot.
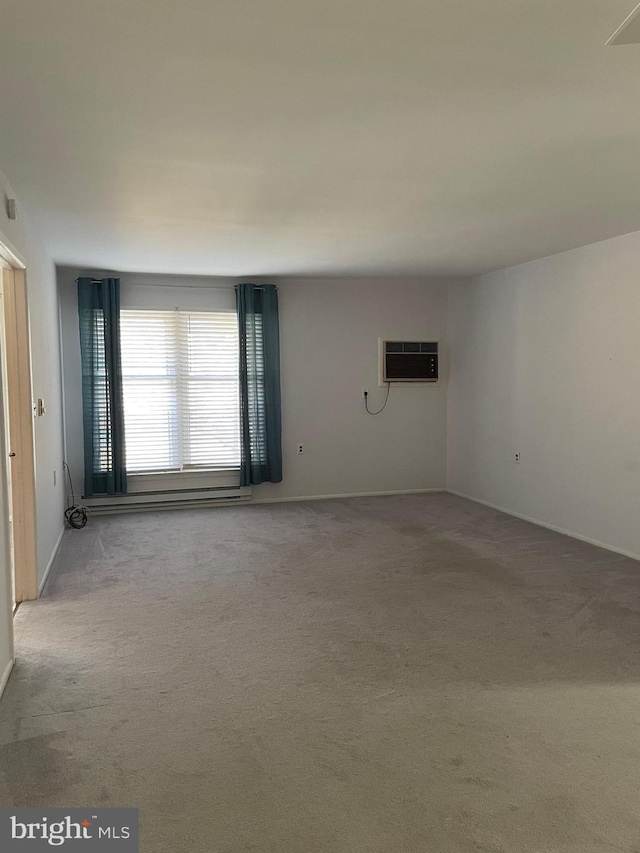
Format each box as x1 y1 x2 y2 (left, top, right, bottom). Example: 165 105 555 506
77 277 127 496
236 283 283 485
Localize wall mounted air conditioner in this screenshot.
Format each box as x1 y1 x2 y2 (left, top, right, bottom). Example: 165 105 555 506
380 340 438 383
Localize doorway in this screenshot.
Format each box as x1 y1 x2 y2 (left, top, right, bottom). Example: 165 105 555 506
0 242 38 609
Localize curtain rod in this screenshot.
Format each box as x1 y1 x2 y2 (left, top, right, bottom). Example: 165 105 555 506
76 278 274 290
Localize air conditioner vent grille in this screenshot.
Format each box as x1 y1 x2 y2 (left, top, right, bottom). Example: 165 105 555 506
382 340 438 382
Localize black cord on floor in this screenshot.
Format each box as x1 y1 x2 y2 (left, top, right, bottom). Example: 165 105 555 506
63 461 88 529
364 383 391 415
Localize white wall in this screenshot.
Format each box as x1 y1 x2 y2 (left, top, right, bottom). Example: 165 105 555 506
447 229 640 559
0 168 65 692
0 172 65 579
254 277 449 500
59 271 450 501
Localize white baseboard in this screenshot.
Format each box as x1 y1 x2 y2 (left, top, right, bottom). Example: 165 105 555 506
447 489 640 563
88 489 445 515
39 526 65 596
0 657 14 701
251 488 446 505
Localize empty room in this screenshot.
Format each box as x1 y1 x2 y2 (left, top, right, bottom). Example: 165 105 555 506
1 1 640 850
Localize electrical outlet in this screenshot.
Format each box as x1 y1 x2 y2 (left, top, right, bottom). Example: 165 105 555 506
515 452 521 464
297 443 304 455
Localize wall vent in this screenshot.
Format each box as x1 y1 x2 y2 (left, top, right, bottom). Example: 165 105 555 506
382 341 438 382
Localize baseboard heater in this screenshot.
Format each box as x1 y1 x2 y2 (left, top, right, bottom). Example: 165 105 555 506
82 485 252 515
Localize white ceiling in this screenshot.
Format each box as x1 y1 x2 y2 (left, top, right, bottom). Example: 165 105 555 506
1 0 640 277
608 3 640 43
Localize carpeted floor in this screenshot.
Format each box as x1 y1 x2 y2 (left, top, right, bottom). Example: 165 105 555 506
1 493 640 851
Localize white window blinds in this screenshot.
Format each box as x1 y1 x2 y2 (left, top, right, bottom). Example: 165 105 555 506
86 306 111 474
120 310 240 473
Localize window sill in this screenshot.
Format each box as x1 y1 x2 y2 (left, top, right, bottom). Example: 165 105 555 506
128 469 240 494
129 467 240 477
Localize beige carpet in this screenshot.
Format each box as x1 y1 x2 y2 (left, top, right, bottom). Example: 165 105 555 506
1 493 640 851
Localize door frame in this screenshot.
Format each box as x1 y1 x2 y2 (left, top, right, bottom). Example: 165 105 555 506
0 236 38 603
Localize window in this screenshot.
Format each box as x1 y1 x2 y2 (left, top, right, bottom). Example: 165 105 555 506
120 310 240 473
